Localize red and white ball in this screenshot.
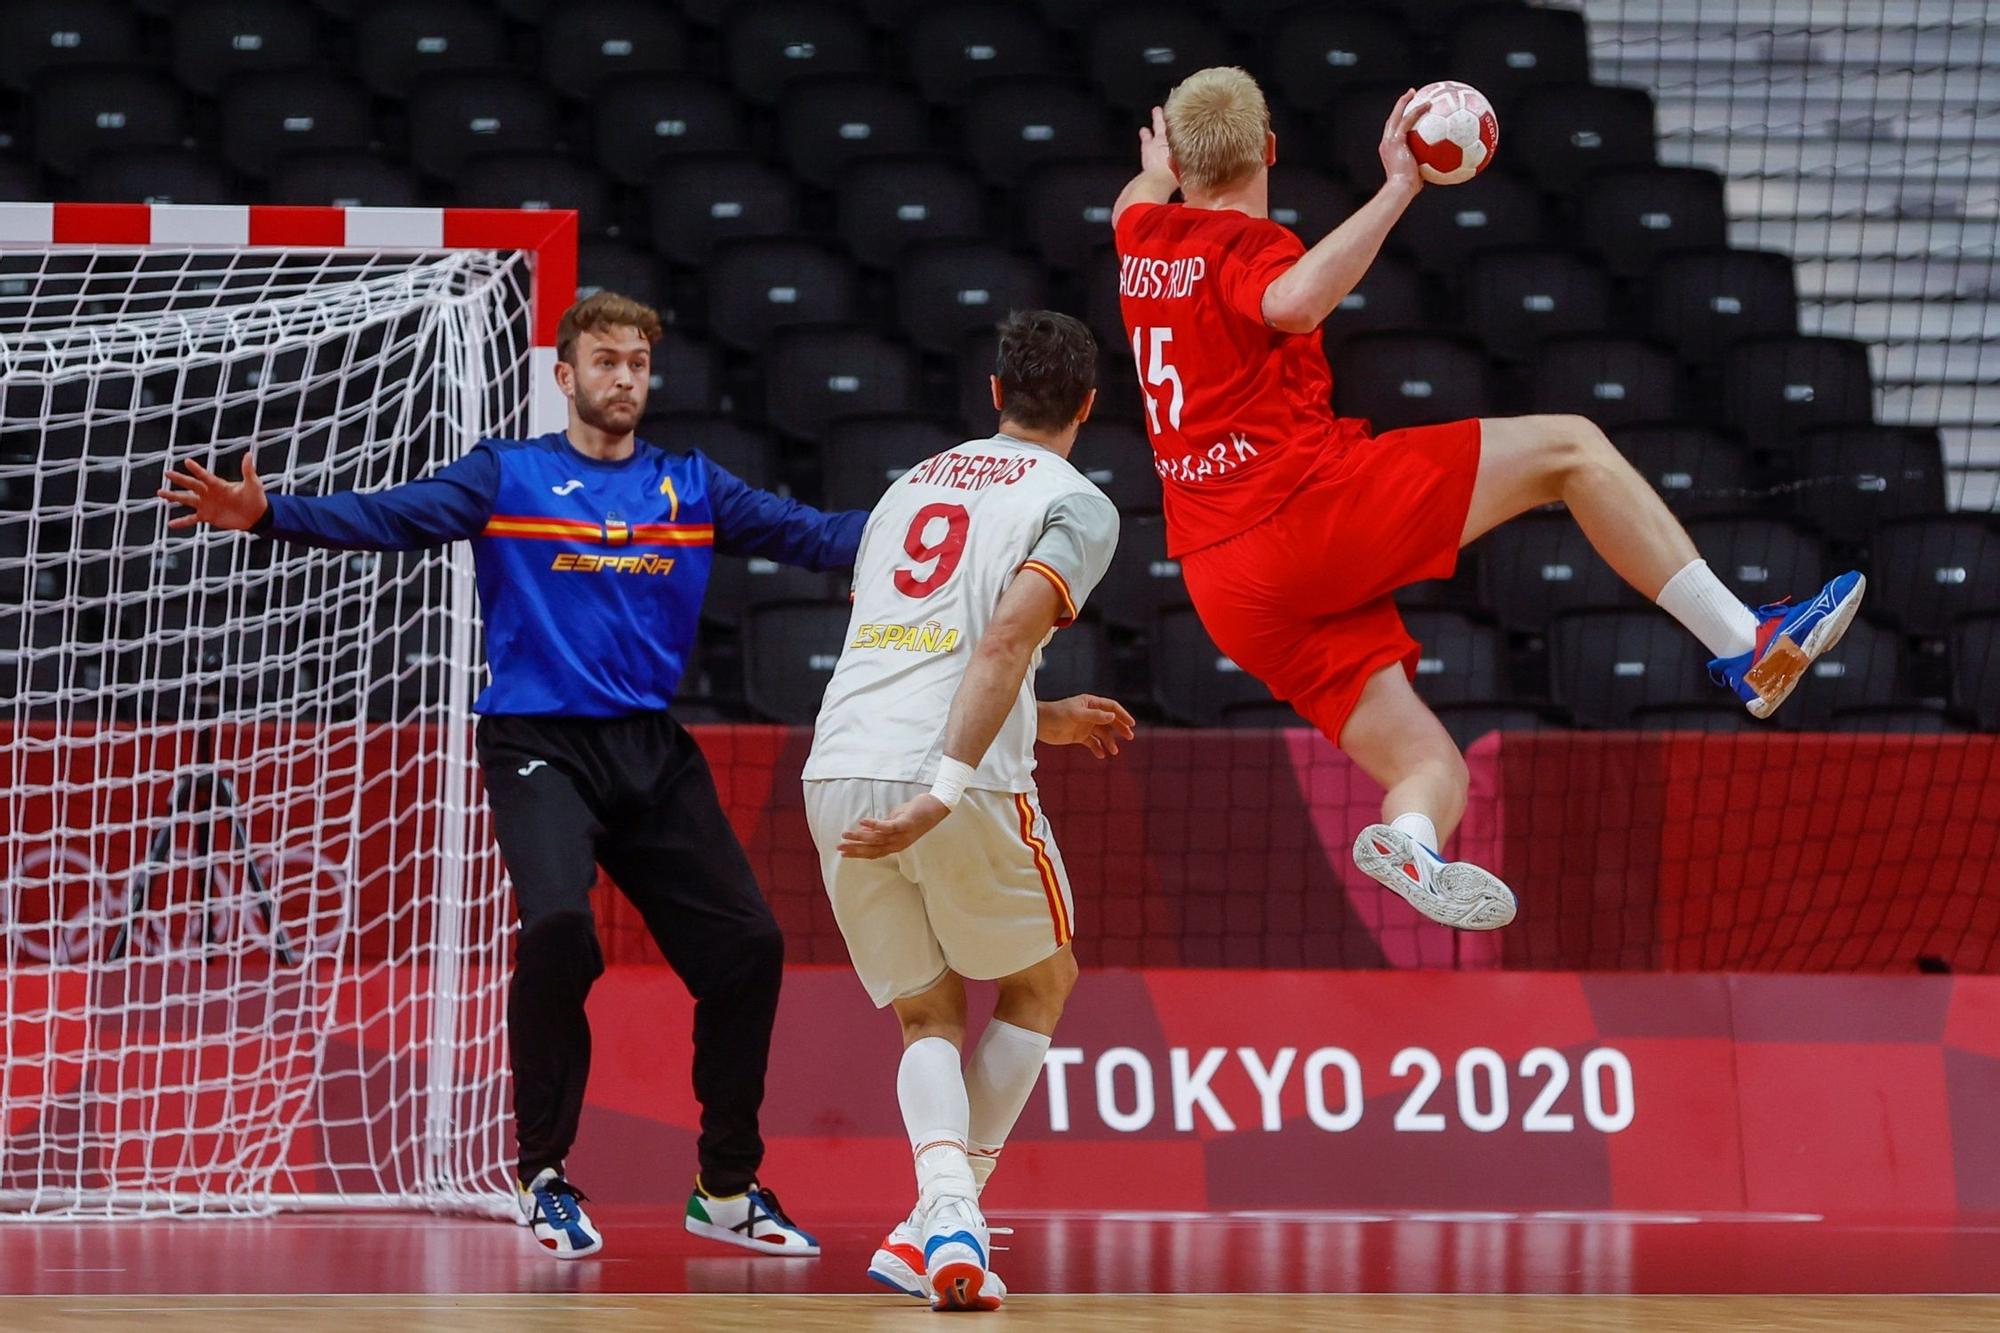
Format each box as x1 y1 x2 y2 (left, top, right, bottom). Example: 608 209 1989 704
1406 80 1499 186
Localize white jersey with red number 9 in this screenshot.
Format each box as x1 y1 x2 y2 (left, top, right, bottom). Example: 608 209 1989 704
804 433 1117 794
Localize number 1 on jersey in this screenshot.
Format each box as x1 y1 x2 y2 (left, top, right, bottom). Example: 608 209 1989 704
894 502 969 597
1132 326 1185 436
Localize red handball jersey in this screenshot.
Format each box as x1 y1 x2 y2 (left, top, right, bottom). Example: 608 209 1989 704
1114 201 1361 557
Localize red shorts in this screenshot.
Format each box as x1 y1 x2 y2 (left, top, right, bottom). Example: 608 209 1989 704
1178 419 1484 744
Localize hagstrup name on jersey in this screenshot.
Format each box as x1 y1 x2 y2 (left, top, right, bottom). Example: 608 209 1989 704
1118 253 1207 301
903 451 1040 491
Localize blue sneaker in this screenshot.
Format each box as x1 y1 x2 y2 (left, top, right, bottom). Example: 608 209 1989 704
1708 570 1867 719
517 1167 603 1259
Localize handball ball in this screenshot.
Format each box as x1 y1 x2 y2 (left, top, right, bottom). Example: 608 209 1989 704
1407 80 1498 185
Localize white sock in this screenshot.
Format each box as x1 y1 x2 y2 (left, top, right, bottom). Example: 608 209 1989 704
1656 558 1758 659
898 1037 975 1203
1391 811 1441 859
964 1019 1053 1194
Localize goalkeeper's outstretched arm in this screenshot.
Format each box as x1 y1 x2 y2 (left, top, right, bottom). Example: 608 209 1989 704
159 445 499 551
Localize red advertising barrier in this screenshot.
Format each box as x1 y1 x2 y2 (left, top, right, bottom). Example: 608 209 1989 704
5 723 1997 974
568 965 2000 1219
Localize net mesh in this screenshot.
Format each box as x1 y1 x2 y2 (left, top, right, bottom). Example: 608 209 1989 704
0 245 533 1216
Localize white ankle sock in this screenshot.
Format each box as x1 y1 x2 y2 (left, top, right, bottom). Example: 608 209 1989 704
1656 558 1758 659
964 1019 1052 1195
1391 811 1441 857
898 1036 975 1202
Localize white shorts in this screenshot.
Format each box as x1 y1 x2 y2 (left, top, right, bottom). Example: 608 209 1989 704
803 779 1076 1008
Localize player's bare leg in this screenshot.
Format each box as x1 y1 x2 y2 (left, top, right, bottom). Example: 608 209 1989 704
1340 664 1516 930
1463 415 1865 717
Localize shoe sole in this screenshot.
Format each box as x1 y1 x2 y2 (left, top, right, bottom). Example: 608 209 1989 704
1353 824 1517 931
1743 574 1867 719
684 1215 822 1257
868 1247 928 1299
930 1260 1002 1312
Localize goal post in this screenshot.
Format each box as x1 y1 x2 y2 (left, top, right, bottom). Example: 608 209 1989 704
0 204 576 1218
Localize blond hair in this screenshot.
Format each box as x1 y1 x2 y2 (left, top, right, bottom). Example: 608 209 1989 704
556 290 663 364
1163 67 1271 194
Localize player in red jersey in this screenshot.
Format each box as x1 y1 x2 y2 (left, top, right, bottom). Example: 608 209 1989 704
1111 68 1865 931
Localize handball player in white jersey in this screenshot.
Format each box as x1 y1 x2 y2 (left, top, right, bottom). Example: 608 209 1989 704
803 310 1132 1311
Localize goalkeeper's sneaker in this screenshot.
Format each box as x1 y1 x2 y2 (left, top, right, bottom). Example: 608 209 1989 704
1353 824 1516 931
1708 571 1867 719
868 1205 1012 1306
517 1167 602 1259
921 1192 1000 1312
684 1180 821 1256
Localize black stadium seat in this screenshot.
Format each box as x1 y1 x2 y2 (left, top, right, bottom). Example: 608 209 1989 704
777 77 931 190
1950 614 2000 731
1403 610 1505 706
1477 511 1633 632
352 0 508 98
543 0 687 99
1722 335 1875 448
1649 249 1800 364
964 80 1116 185
80 149 240 205
650 154 801 266
1789 425 1948 544
1464 248 1615 361
593 77 748 186
220 71 373 180
1580 166 1729 278
1319 253 1426 352
171 0 321 97
724 1 874 105
1154 606 1275 725
1611 425 1755 518
1072 421 1160 514
406 73 561 180
836 158 989 270
763 327 921 439
648 328 722 416
1022 160 1129 272
742 600 849 723
1332 333 1495 432
446 152 612 226
1780 613 1908 729
268 151 421 207
704 238 862 352
648 414 780 493
1268 168 1362 245
1037 619 1111 702
1084 8 1232 115
1687 517 1827 611
1394 169 1548 274
904 3 1056 106
1446 4 1592 110
0 0 142 93
1509 84 1657 194
1091 514 1182 630
1268 9 1417 110
1531 335 1683 427
1828 704 1971 734
32 68 190 177
1549 608 1710 728
1865 516 2000 638
821 415 958 511
578 239 664 304
895 241 1048 354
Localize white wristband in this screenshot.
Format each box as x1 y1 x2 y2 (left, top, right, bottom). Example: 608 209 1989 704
929 757 976 810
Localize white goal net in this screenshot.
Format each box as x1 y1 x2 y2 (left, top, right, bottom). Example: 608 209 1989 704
0 225 552 1217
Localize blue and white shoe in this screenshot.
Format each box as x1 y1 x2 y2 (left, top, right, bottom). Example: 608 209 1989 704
684 1180 821 1256
920 1192 1000 1312
1708 571 1867 719
1353 824 1516 931
869 1204 1011 1305
517 1167 602 1259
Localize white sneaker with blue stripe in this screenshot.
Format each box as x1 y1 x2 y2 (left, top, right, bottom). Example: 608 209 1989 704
517 1167 602 1259
920 1191 1000 1312
869 1204 1010 1306
1708 571 1867 719
684 1180 821 1256
1353 824 1516 931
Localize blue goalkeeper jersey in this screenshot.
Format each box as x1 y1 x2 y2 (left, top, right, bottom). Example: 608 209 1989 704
254 430 864 717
